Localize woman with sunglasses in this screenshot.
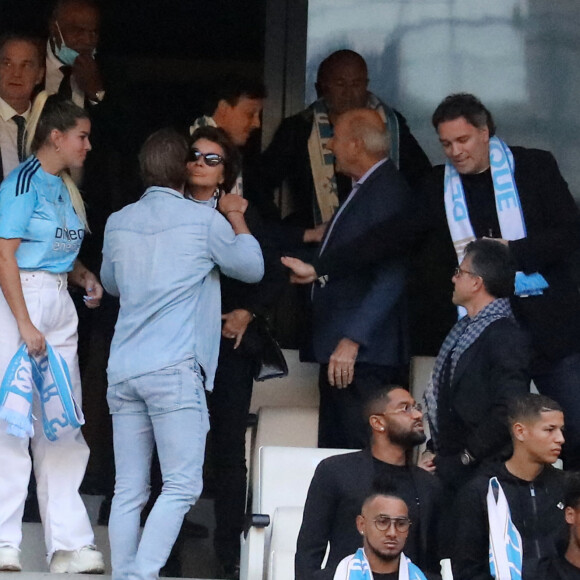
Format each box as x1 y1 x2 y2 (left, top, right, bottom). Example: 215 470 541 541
0 92 104 573
187 126 241 206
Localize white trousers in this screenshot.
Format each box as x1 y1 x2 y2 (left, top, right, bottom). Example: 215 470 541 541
0 271 94 559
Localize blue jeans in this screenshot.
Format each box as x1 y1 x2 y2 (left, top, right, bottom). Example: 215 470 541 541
107 360 209 580
533 352 580 470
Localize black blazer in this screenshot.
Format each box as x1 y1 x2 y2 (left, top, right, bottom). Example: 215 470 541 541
437 317 531 460
295 450 443 580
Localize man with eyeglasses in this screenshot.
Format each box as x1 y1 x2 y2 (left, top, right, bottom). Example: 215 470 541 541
334 490 429 580
296 386 442 580
424 238 530 494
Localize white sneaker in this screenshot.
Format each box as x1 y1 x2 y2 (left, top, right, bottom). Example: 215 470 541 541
0 546 21 572
50 546 105 574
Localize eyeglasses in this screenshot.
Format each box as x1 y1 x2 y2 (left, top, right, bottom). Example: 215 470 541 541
189 149 224 167
454 266 478 278
369 516 412 533
377 402 423 417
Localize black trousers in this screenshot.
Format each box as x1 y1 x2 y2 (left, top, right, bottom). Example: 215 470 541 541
318 363 401 449
206 339 255 567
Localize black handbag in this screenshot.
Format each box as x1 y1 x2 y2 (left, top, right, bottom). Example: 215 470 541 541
238 315 288 381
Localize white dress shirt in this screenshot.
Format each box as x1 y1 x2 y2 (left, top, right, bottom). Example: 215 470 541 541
0 97 31 178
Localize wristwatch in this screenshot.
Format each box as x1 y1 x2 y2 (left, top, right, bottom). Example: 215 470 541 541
460 449 475 466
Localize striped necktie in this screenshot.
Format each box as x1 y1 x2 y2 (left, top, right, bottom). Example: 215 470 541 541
12 115 26 162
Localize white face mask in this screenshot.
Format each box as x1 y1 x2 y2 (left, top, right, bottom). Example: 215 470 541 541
54 21 96 66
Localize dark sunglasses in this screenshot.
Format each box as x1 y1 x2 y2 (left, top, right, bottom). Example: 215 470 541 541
189 149 224 167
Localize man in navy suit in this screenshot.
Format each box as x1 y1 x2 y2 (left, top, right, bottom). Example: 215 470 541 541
284 108 412 448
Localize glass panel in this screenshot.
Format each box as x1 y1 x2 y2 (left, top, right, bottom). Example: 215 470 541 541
306 0 580 197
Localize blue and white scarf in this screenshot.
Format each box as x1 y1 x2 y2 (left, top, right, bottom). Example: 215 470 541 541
487 477 523 580
424 298 514 449
333 548 428 580
0 344 84 441
307 92 400 225
444 136 549 296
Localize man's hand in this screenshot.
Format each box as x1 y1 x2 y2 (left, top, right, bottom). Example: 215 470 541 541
418 451 436 473
222 309 253 349
303 223 327 244
328 338 359 388
281 256 317 284
72 53 104 100
218 193 248 216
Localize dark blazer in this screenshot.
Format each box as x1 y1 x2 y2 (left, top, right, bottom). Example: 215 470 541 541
248 105 432 228
311 159 410 366
437 317 531 461
295 450 443 580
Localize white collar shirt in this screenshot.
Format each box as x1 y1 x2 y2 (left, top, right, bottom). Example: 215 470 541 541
0 97 31 178
45 41 85 108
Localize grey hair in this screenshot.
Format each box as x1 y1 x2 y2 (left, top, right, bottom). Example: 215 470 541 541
344 110 390 157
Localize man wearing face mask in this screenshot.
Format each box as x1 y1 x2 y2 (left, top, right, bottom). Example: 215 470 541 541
45 0 104 107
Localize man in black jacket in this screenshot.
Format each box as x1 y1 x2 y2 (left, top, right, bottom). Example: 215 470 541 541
424 239 531 492
452 393 567 580
295 386 442 580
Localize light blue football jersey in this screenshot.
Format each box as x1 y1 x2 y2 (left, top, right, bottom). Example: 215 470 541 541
0 157 85 273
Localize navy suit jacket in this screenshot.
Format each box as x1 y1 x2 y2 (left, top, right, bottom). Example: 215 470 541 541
311 158 411 366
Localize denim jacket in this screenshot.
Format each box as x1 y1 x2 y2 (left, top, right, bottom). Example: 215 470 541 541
101 186 264 390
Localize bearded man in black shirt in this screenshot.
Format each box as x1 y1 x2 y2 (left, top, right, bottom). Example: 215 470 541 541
295 386 442 580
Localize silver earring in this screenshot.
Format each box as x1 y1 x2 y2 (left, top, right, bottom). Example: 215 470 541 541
380 427 385 432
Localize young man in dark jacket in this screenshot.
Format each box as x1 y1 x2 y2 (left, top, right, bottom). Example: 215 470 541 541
452 393 567 580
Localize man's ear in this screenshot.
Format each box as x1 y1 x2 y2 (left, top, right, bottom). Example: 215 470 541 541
565 506 575 525
214 99 230 117
471 275 484 292
356 514 365 536
512 421 526 442
369 414 385 434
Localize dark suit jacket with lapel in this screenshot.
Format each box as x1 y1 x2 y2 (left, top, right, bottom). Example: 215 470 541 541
311 159 411 366
295 450 443 580
437 317 532 460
